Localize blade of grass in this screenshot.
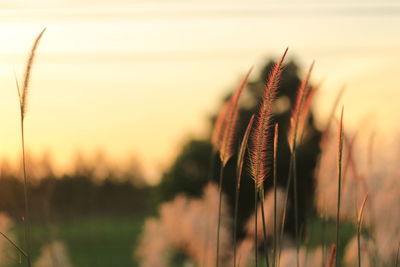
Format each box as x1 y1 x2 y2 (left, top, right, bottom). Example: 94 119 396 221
249 48 288 267
201 149 217 267
292 153 300 266
278 151 292 267
273 124 278 267
259 188 270 267
357 193 368 267
0 231 28 257
289 62 314 267
220 68 252 165
216 69 251 267
328 244 337 267
278 62 314 267
233 115 255 267
335 107 344 267
255 181 258 267
18 28 46 267
216 164 224 267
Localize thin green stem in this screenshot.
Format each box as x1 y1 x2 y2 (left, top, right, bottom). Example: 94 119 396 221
259 188 270 267
233 175 240 267
335 167 342 267
255 182 258 267
201 150 216 267
292 153 300 267
273 156 277 267
336 107 344 267
357 227 361 267
321 214 327 267
216 164 224 267
0 231 28 257
20 116 32 267
278 155 293 266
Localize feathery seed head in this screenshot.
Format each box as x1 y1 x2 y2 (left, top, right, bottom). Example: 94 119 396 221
19 28 46 119
249 48 288 190
288 61 315 152
219 67 252 165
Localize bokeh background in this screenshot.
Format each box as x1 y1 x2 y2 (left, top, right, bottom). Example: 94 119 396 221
0 1 399 266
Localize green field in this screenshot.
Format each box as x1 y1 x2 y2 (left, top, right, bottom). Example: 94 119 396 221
7 216 358 267
12 217 144 267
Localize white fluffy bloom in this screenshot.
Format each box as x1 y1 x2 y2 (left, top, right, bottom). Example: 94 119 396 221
136 183 232 267
33 240 73 267
343 236 375 267
279 246 323 267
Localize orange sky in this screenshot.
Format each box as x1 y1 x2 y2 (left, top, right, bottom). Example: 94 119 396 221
0 1 399 183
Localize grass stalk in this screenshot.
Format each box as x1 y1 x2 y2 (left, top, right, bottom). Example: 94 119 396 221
201 149 217 267
284 61 314 267
335 107 344 267
17 28 46 267
278 154 293 266
292 153 300 267
215 69 250 267
357 193 368 267
259 188 270 267
273 124 278 267
233 180 240 267
321 213 327 267
328 244 337 267
233 115 255 267
20 118 31 267
0 231 28 258
254 182 258 267
248 48 288 267
216 164 224 267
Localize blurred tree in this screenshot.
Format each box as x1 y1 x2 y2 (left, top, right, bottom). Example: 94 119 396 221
157 58 322 239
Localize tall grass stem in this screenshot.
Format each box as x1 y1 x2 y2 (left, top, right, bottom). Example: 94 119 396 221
259 189 270 267
216 164 224 267
273 124 278 267
335 107 344 267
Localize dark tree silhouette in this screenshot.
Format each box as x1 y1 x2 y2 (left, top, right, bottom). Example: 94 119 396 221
157 58 321 239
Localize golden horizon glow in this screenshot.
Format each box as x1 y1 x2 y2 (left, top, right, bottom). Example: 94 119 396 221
1 1 400 182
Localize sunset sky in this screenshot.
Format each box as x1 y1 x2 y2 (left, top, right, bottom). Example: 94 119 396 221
0 0 399 183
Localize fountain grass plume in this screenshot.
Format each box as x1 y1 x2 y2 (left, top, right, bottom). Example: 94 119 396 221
298 83 319 143
216 68 252 267
220 67 252 166
280 61 314 267
16 28 46 267
236 115 255 190
233 114 255 267
287 61 314 152
19 28 46 119
211 101 231 152
335 106 344 267
249 48 287 190
248 48 288 267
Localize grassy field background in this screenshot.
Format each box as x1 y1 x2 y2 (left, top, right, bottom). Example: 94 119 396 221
8 216 356 266
12 217 144 267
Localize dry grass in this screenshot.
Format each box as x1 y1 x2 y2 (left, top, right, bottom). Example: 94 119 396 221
16 28 46 267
